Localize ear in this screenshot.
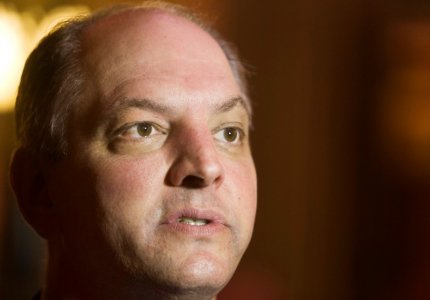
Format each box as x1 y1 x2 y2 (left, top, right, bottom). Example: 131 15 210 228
9 147 58 239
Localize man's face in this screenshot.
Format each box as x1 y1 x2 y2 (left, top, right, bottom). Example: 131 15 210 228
47 10 256 295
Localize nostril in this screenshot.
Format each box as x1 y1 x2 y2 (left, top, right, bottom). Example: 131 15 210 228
181 175 206 188
165 149 225 188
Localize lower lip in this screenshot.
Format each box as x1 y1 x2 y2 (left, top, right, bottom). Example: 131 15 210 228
161 221 227 237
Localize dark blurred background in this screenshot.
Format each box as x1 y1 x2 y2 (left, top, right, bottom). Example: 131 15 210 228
1 0 430 299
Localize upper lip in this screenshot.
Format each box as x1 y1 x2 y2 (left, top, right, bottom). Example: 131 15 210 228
161 208 227 226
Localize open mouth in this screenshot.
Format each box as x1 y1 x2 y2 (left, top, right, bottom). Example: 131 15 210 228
177 217 210 226
161 209 227 236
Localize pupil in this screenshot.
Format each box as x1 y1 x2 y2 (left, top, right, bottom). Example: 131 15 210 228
224 128 237 142
138 123 152 136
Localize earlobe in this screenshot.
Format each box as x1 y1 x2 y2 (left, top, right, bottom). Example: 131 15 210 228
9 147 58 239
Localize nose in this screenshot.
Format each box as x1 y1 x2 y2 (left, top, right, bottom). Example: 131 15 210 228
166 129 224 189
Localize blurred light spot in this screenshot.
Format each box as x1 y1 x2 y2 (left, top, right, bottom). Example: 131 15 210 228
0 6 27 112
0 5 89 113
377 21 430 178
33 6 89 45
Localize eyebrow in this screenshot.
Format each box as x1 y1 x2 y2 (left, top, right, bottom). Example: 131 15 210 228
105 96 247 119
213 97 247 114
111 97 173 115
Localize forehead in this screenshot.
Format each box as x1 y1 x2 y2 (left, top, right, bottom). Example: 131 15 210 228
79 9 239 103
82 9 221 56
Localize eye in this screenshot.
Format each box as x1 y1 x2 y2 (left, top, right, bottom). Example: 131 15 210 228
136 122 153 137
214 126 244 144
116 122 165 140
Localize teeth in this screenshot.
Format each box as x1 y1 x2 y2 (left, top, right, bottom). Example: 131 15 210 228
178 217 208 226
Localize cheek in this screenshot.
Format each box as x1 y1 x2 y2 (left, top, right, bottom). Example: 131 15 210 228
91 154 166 207
86 154 168 249
224 158 257 235
55 152 169 244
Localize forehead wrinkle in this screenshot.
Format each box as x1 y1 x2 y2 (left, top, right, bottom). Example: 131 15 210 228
100 96 249 123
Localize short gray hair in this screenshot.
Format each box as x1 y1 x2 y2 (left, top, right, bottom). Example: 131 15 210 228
15 1 251 160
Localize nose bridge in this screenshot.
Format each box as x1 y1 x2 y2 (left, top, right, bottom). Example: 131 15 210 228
167 125 224 188
185 127 216 161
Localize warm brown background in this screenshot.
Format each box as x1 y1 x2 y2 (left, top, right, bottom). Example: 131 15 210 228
1 0 430 299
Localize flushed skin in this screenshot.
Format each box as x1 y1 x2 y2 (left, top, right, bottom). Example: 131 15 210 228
13 8 257 300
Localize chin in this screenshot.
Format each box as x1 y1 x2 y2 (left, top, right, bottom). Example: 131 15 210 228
148 253 235 299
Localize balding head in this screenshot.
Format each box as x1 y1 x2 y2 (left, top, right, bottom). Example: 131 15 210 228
11 2 256 300
80 9 239 106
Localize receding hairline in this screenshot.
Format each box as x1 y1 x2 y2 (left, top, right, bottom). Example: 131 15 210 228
78 5 253 116
80 7 219 59
79 1 210 35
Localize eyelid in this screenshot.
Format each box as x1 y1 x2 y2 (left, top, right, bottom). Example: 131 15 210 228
212 122 246 135
112 121 167 139
212 123 247 145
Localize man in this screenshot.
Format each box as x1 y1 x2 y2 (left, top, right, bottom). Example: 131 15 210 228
10 1 257 299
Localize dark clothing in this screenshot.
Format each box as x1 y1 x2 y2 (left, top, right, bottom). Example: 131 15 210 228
32 291 41 300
